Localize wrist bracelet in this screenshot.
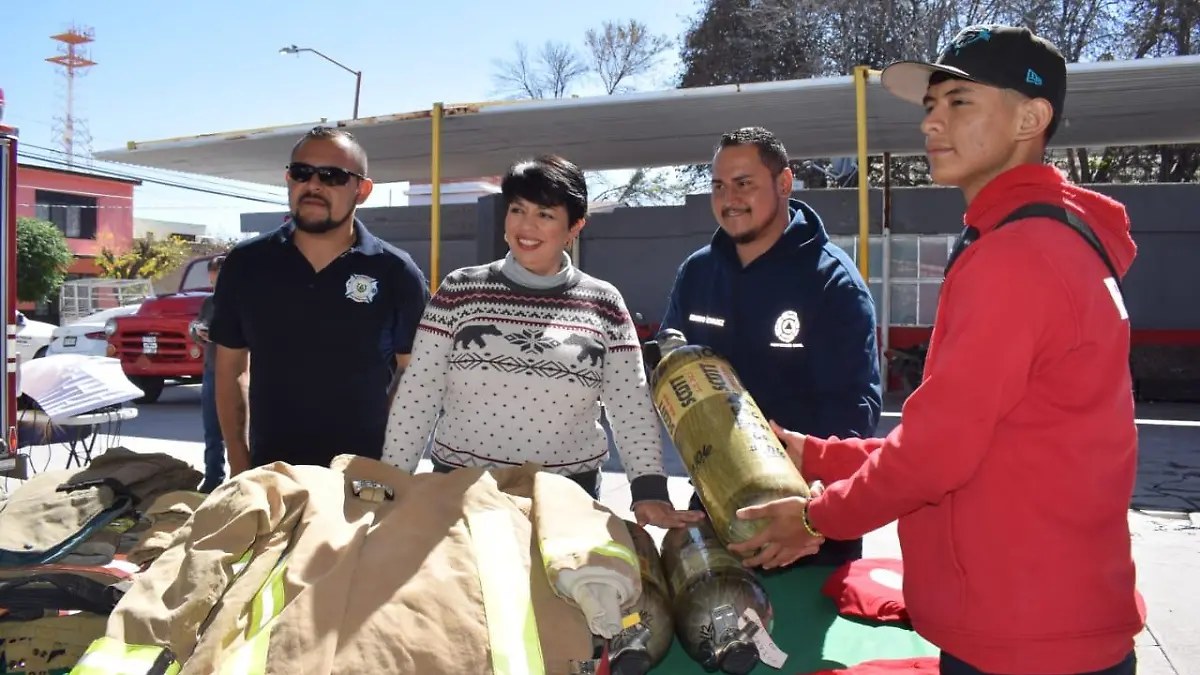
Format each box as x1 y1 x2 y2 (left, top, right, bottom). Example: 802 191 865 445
802 501 822 538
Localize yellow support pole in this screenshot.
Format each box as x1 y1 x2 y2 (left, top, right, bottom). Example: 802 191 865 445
430 102 444 294
853 65 871 282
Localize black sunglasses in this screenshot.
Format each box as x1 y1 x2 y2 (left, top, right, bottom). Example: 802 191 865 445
286 162 365 187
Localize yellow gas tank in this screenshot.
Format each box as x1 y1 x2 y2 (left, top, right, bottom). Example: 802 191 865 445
649 329 810 547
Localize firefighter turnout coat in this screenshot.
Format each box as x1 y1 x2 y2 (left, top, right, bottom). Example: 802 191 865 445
70 455 642 675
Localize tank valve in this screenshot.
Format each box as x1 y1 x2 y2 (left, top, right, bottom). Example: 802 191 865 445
609 621 653 675
656 328 688 356
700 604 760 675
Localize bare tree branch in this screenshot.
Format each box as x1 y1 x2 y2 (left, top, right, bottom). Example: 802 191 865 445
491 43 545 99
591 167 700 206
491 40 588 100
539 42 589 98
584 19 673 94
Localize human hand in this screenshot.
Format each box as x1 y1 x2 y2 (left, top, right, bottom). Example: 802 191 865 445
633 501 707 529
727 497 824 569
769 420 807 474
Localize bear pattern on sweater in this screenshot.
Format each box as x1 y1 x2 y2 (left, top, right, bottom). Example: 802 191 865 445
381 261 665 483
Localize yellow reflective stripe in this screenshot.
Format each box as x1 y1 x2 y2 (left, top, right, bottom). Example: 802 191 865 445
230 548 253 577
218 550 292 675
467 509 545 675
70 636 180 675
540 538 638 571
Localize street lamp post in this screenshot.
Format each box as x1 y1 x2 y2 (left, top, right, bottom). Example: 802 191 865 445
279 45 362 119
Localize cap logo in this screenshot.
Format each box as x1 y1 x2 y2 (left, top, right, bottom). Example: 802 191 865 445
949 26 992 54
1025 69 1043 85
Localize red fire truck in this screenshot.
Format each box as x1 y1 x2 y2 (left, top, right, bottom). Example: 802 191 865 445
1 122 24 479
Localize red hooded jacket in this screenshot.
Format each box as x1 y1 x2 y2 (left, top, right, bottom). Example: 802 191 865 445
802 164 1143 674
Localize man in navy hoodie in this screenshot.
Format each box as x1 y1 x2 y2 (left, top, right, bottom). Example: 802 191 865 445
660 126 882 566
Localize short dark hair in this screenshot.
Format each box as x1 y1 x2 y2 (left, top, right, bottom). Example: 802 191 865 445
501 155 589 225
208 255 226 272
715 127 789 176
927 71 1060 142
291 126 369 176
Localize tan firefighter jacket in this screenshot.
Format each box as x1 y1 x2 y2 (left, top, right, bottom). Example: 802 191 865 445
70 455 642 675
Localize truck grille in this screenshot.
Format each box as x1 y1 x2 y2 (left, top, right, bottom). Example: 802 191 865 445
115 329 192 362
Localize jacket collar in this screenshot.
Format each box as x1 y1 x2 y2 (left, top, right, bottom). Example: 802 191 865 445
711 198 830 269
273 217 384 255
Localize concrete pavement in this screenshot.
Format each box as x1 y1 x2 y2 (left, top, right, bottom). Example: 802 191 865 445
5 384 1198 675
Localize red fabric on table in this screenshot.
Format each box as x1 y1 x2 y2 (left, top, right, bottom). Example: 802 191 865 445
821 558 908 624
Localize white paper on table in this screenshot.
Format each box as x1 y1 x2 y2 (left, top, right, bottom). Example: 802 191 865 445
18 354 144 421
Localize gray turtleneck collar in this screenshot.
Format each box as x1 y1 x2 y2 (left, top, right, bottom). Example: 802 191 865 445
498 251 580 290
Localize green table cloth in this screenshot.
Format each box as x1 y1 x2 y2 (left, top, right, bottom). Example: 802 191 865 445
652 566 939 675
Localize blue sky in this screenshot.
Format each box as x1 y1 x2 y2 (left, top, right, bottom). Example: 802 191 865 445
1 0 697 238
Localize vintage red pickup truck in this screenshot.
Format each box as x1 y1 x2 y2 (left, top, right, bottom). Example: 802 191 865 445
104 254 220 403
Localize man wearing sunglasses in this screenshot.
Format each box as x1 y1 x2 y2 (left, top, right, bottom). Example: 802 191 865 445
209 126 430 477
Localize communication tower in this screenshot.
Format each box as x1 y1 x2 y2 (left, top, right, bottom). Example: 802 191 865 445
46 26 97 165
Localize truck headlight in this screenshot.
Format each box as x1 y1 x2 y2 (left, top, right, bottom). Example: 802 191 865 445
104 319 117 337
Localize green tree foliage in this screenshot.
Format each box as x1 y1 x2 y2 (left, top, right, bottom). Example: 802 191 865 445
677 0 1198 185
96 234 193 281
16 216 73 304
679 0 825 88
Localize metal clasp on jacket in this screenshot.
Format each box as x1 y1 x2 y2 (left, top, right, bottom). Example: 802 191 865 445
568 659 600 675
351 480 395 503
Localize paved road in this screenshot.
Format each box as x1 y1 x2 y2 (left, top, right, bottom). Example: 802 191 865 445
7 384 1199 674
108 386 1200 514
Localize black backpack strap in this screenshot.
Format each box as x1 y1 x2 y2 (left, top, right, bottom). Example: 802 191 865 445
945 203 1123 296
943 226 980 277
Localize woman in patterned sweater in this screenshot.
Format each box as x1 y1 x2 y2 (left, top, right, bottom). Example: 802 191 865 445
381 155 699 529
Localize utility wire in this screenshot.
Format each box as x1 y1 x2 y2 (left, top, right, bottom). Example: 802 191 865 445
17 203 275 211
18 151 287 205
22 142 286 198
2 113 283 196
20 148 285 201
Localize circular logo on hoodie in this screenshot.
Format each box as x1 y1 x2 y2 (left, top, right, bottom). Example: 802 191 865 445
774 310 801 343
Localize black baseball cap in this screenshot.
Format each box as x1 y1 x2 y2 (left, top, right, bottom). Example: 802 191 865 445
881 25 1068 137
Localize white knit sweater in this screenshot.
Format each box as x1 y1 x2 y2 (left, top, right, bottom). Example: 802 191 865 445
381 258 670 502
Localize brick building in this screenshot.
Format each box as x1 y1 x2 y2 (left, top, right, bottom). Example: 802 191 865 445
15 162 140 319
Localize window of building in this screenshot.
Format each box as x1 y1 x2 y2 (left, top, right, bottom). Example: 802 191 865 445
829 234 956 327
34 190 99 240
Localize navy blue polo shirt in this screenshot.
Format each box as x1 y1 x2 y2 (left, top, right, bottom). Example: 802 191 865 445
661 199 882 441
209 220 430 467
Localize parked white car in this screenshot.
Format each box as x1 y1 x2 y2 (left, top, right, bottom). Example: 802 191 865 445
46 304 143 358
14 311 56 361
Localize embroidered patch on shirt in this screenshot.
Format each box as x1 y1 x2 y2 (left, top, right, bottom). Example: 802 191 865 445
345 274 379 304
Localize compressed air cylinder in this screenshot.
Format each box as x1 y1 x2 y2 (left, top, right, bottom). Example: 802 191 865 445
649 329 810 546
608 521 676 675
660 519 774 675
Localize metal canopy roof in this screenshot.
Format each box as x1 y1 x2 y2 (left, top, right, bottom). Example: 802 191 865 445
94 55 1200 186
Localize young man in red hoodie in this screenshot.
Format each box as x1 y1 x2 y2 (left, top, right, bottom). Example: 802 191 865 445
729 25 1143 675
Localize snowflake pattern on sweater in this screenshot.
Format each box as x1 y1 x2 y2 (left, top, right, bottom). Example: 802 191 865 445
381 261 667 485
